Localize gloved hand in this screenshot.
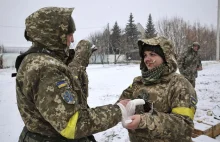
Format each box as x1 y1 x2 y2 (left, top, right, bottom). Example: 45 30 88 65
75 40 92 54
117 99 145 127
73 40 93 67
137 88 151 112
66 49 75 65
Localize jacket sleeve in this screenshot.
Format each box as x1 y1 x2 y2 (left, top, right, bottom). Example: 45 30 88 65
116 76 142 102
35 66 121 139
177 52 186 74
137 75 197 140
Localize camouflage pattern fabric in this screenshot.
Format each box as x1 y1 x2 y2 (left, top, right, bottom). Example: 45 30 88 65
177 42 202 87
117 37 197 142
16 7 121 141
68 40 93 98
25 7 75 62
68 40 97 142
71 40 93 67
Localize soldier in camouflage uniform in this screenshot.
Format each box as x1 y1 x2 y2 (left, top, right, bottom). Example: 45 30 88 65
177 42 202 88
117 37 197 142
16 7 128 142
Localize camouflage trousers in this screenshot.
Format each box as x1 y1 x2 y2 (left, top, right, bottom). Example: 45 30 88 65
18 127 91 142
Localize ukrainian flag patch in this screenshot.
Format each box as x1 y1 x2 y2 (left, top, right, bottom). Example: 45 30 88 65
56 80 67 88
190 96 197 106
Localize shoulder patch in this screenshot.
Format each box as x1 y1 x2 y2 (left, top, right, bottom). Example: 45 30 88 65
190 96 197 106
62 90 75 104
56 80 67 88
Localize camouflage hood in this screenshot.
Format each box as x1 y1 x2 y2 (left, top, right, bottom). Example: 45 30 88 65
25 7 75 62
138 37 178 76
72 40 93 67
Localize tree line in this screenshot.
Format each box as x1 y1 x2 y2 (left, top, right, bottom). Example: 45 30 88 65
0 13 216 64
88 13 216 64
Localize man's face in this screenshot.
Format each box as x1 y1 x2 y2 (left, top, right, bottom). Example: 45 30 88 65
143 50 164 70
67 33 74 47
193 45 199 51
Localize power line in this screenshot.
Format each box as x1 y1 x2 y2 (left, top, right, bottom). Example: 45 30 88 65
0 25 25 29
0 24 104 30
76 26 105 30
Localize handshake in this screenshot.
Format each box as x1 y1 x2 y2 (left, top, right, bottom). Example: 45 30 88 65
117 99 145 128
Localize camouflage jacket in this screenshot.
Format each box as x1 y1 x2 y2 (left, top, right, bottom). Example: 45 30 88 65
177 45 202 80
68 40 93 98
16 7 121 140
118 37 197 142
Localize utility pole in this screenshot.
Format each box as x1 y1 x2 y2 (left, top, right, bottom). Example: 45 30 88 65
217 0 220 60
107 23 110 64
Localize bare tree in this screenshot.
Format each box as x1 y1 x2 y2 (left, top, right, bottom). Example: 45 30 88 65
88 31 105 64
88 32 100 63
88 26 110 64
157 17 216 60
157 17 188 55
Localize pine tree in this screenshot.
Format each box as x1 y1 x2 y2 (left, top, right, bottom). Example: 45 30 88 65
125 13 139 49
145 14 157 39
110 21 121 54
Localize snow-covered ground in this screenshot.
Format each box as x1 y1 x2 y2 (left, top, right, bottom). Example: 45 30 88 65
0 61 220 142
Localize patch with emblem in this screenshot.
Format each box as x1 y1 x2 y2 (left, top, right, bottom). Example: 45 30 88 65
190 96 197 106
62 90 75 104
56 80 67 88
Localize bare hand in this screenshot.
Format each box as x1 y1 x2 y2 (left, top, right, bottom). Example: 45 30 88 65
119 99 130 107
125 115 141 130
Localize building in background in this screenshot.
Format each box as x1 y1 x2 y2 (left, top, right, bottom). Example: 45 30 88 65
0 45 29 68
136 23 145 39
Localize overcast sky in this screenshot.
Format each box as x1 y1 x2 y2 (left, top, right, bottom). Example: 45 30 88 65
0 0 218 47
